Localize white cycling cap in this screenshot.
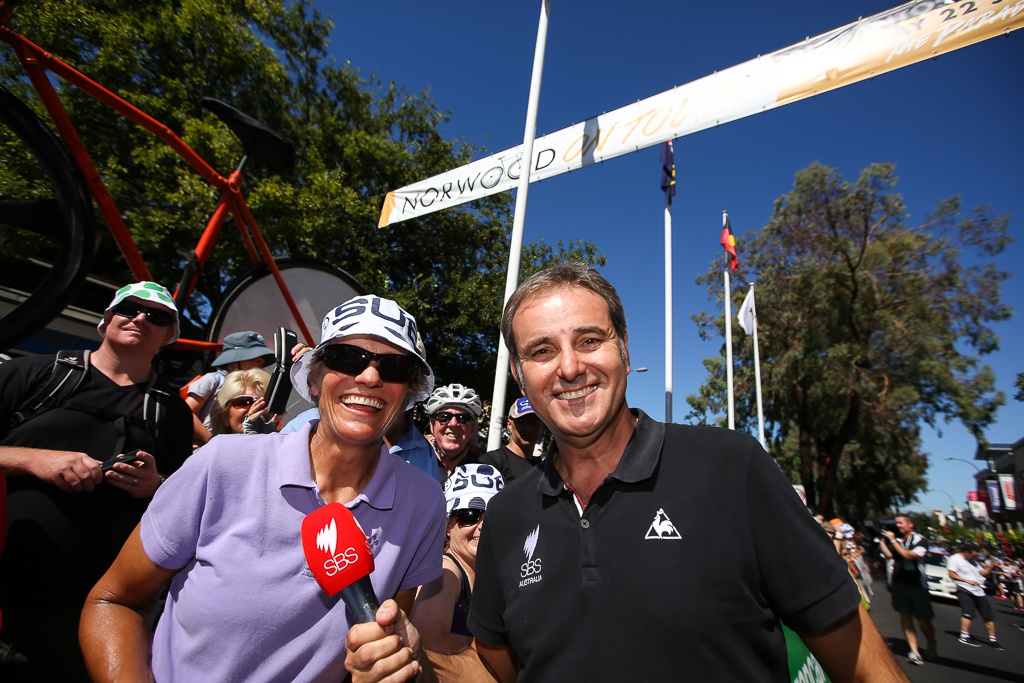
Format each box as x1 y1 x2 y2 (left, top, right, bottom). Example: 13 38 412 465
444 463 504 515
97 281 179 345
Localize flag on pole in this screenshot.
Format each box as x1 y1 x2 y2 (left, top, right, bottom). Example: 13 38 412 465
660 141 676 203
721 215 739 271
738 286 756 335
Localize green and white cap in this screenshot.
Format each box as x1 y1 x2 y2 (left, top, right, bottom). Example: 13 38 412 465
97 281 179 345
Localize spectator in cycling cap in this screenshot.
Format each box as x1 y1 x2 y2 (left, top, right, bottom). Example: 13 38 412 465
480 396 545 483
411 463 504 659
425 383 483 486
97 280 180 346
1 281 191 681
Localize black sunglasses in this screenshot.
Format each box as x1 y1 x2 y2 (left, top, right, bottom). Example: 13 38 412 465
452 508 484 528
320 343 420 384
432 411 474 425
230 395 259 408
111 301 175 327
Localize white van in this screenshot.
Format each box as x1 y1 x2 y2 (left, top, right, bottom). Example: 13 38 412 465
923 548 957 599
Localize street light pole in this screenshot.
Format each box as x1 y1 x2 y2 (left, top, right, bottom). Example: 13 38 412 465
943 456 984 473
927 489 960 526
943 457 997 530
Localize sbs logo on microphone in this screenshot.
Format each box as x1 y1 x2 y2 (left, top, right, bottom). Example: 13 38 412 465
322 547 361 577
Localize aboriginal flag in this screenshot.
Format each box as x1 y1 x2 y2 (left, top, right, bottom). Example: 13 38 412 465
721 215 738 271
660 141 676 203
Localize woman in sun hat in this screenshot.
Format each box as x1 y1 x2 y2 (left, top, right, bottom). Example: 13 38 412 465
183 330 276 446
209 368 281 435
411 463 503 658
81 295 445 682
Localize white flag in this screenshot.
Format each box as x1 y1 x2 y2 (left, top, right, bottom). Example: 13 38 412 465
738 287 756 336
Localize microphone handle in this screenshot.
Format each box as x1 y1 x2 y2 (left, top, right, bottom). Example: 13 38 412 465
340 575 380 623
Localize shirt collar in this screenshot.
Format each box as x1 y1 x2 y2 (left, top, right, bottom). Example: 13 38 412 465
388 418 420 453
537 408 660 498
277 421 397 511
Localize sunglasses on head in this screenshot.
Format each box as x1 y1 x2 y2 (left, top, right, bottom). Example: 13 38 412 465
111 301 175 327
230 395 259 408
452 508 484 528
432 411 474 426
320 343 420 384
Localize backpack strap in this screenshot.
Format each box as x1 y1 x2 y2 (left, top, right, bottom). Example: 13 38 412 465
9 350 90 429
9 352 175 458
143 374 171 444
106 373 172 455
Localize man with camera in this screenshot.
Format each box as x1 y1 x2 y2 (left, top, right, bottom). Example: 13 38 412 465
879 514 938 665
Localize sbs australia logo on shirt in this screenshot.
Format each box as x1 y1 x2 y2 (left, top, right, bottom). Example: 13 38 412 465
519 524 543 587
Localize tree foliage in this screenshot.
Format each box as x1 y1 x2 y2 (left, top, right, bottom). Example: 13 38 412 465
0 0 603 391
687 162 1010 520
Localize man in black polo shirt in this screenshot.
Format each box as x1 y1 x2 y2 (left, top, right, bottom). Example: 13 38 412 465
466 263 906 682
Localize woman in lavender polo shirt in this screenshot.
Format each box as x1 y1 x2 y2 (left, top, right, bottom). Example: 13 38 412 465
81 296 446 682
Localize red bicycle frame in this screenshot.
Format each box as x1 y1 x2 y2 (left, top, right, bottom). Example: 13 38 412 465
0 3 316 350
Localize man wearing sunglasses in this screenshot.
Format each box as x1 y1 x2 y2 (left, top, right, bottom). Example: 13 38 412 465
0 281 193 681
480 396 545 484
424 383 483 487
460 263 906 682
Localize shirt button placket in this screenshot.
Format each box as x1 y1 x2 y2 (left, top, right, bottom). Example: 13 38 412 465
580 515 598 581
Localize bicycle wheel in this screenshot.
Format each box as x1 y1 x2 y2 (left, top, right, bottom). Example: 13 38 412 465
0 85 95 352
208 257 366 348
206 257 366 416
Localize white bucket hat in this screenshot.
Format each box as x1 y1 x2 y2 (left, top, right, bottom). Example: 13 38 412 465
97 281 179 345
290 295 434 410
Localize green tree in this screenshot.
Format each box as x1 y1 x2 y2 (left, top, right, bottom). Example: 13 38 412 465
0 0 602 390
687 162 1010 520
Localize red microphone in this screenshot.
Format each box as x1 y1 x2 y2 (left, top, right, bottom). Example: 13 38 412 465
301 503 380 623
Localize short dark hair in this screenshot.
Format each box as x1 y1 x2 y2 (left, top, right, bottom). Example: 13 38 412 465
500 262 627 374
894 513 914 527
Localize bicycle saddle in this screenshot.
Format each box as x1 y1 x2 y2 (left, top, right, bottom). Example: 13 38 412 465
200 97 296 173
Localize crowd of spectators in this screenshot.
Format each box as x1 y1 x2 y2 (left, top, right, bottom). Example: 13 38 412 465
16 270 1024 679
0 282 553 681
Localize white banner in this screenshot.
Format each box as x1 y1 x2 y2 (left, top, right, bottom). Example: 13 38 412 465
999 474 1017 510
379 0 1024 227
968 500 989 522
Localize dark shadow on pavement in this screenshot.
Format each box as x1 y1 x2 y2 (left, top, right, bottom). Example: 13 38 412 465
885 635 1020 682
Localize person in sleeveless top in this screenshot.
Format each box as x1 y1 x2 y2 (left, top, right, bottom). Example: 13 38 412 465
411 463 503 659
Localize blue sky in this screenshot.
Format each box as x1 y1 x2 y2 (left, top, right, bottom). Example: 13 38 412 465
318 0 1023 519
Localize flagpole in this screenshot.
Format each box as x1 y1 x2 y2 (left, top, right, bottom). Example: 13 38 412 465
723 211 735 430
664 187 673 423
749 283 766 450
487 0 551 451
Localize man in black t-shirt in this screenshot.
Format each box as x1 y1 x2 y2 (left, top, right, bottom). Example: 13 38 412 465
0 282 193 681
479 396 545 483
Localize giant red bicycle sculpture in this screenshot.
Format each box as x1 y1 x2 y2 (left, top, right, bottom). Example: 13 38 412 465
0 1 361 353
